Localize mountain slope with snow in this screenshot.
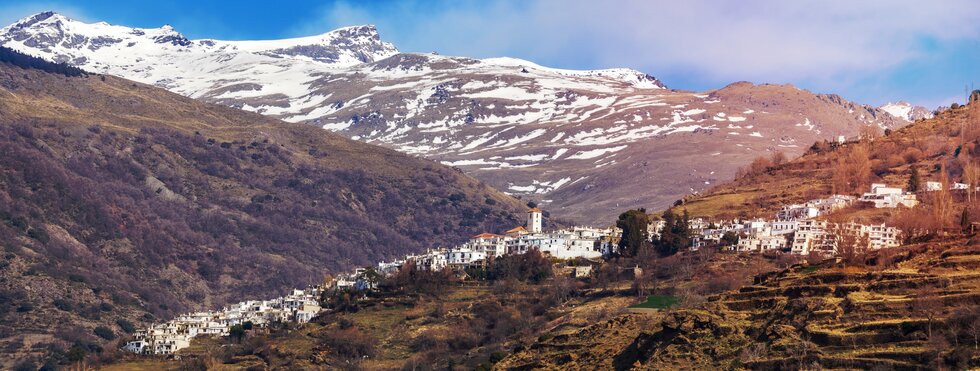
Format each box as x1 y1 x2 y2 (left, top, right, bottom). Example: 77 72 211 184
0 12 914 223
879 101 933 122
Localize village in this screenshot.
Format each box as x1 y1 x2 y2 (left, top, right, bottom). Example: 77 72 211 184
122 178 958 356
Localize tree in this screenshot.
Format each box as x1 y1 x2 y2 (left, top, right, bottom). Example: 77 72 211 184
912 286 943 339
229 324 246 342
832 143 872 194
770 151 788 166
932 164 955 231
963 159 980 202
962 208 971 232
720 231 740 247
908 165 921 193
653 209 690 257
859 125 882 143
833 223 867 267
616 209 650 257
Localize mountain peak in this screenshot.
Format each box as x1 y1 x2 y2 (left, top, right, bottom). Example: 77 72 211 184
5 11 67 32
880 101 933 122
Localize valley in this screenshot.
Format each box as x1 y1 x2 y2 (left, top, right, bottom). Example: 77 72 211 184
0 4 975 371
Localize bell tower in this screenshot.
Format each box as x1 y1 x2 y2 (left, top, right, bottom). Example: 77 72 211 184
527 208 542 233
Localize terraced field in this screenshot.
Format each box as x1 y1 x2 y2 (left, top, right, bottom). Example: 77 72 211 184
499 240 980 370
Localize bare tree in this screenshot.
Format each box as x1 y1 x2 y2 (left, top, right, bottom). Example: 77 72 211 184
832 143 872 194
970 313 980 350
832 223 868 267
962 159 980 203
932 164 955 233
859 125 882 143
911 286 944 339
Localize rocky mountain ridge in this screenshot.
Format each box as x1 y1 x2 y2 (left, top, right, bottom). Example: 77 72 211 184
1 12 925 223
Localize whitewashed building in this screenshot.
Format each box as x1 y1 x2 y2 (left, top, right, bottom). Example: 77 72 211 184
859 183 918 208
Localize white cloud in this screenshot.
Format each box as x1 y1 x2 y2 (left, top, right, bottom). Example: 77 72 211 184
304 0 980 90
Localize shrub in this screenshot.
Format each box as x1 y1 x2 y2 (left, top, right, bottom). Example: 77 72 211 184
320 326 377 359
229 324 245 342
116 319 136 334
94 326 116 340
52 299 73 312
67 345 86 362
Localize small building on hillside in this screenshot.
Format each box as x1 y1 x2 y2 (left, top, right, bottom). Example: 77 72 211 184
769 220 799 235
859 183 918 208
777 204 819 221
465 233 511 258
791 220 835 256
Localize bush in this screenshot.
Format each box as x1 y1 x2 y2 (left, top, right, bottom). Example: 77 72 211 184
94 326 116 340
67 345 87 362
52 299 73 312
116 319 136 334
13 359 36 371
320 326 377 359
229 324 245 342
488 250 553 283
16 304 33 312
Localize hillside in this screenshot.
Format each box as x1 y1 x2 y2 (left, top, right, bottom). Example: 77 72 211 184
496 98 980 370
679 100 979 224
0 12 921 224
0 50 526 367
500 240 980 369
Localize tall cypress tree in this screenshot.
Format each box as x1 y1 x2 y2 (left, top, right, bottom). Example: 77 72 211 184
908 165 921 192
961 208 971 232
616 208 649 257
654 209 690 256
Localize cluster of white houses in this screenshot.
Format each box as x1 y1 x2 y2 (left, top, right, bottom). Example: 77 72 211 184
122 180 945 356
124 208 617 356
370 208 620 275
674 183 918 256
123 287 322 355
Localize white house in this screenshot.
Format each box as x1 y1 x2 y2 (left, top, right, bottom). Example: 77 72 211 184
777 204 820 221
859 183 918 208
768 220 799 235
446 246 487 265
791 220 834 256
841 222 901 251
736 234 788 252
807 194 856 214
465 233 511 258
648 219 666 237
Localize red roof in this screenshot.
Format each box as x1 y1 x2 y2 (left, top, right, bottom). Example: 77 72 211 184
506 226 527 233
528 207 542 213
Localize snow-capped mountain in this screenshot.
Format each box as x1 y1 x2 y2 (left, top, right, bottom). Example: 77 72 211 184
879 101 933 122
0 12 911 224
0 11 398 97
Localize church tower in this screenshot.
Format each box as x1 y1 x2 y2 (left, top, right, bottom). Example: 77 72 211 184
527 207 542 233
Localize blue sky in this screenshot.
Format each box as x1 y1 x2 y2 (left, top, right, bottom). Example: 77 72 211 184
1 0 978 108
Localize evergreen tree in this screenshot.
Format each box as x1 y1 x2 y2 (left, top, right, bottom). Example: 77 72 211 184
721 231 740 246
908 165 921 193
961 208 971 232
654 209 690 256
617 208 650 257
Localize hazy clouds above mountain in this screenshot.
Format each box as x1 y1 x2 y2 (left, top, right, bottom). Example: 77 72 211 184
309 0 980 107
